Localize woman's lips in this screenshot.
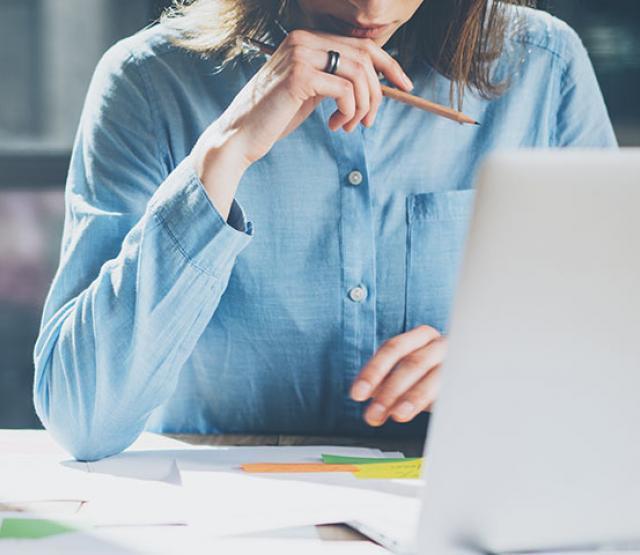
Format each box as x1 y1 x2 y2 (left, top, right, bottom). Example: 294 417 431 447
324 15 393 39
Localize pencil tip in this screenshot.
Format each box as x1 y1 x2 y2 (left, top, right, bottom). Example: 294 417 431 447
474 121 481 126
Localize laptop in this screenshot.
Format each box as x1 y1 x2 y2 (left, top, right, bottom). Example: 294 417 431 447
349 149 640 554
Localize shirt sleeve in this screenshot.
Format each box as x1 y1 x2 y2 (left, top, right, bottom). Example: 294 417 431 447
33 40 253 461
553 23 618 148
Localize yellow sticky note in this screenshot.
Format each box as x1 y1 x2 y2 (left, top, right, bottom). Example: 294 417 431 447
353 459 423 480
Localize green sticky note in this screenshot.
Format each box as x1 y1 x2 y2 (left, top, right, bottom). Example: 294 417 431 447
354 459 423 480
0 518 80 540
321 454 421 465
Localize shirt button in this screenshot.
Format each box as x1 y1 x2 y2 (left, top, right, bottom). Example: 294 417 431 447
347 170 364 186
348 286 367 303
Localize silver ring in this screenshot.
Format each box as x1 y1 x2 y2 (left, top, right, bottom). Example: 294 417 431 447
324 50 340 75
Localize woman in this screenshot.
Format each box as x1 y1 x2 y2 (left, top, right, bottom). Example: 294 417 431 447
34 0 616 461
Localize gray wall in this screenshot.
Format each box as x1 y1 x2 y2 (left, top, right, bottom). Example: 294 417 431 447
0 0 168 150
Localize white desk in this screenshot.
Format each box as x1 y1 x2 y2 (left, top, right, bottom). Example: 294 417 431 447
0 429 423 553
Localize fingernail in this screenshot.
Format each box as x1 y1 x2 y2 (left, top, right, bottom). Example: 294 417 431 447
351 380 372 401
402 74 414 91
393 401 415 420
366 402 387 425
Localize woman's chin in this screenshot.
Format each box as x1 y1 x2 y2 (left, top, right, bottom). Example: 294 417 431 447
315 14 395 45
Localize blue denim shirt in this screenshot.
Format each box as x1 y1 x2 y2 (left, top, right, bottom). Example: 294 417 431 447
34 8 617 461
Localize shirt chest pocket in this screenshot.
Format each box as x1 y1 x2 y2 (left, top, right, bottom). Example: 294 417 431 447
404 189 476 334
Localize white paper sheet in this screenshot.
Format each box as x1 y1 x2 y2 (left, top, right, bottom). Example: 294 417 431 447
1 431 419 551
178 468 423 537
0 526 391 555
64 445 389 482
0 430 188 459
1 468 189 526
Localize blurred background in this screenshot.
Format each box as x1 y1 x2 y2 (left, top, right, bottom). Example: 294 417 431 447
1 0 639 428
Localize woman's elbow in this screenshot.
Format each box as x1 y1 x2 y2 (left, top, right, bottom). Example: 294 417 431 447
41 413 133 462
33 366 131 462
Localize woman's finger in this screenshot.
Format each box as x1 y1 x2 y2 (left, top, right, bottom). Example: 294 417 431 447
350 325 441 403
314 73 357 124
363 338 447 427
347 51 383 129
341 57 373 131
324 39 384 129
360 60 384 128
287 65 357 124
328 56 371 131
310 32 414 92
284 30 408 129
389 365 442 423
284 38 377 130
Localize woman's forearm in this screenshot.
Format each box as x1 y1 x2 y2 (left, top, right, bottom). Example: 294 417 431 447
34 161 252 461
191 123 253 221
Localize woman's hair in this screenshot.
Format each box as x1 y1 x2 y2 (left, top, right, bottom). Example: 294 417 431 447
161 0 536 107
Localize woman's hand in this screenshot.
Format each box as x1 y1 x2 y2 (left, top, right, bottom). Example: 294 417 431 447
191 29 413 218
350 325 447 427
219 28 414 164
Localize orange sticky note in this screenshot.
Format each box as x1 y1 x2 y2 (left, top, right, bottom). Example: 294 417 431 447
241 463 359 473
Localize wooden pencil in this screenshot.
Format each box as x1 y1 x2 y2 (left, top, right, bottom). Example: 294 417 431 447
241 36 480 126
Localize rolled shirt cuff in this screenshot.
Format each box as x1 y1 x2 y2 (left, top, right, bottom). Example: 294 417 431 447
147 156 253 278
